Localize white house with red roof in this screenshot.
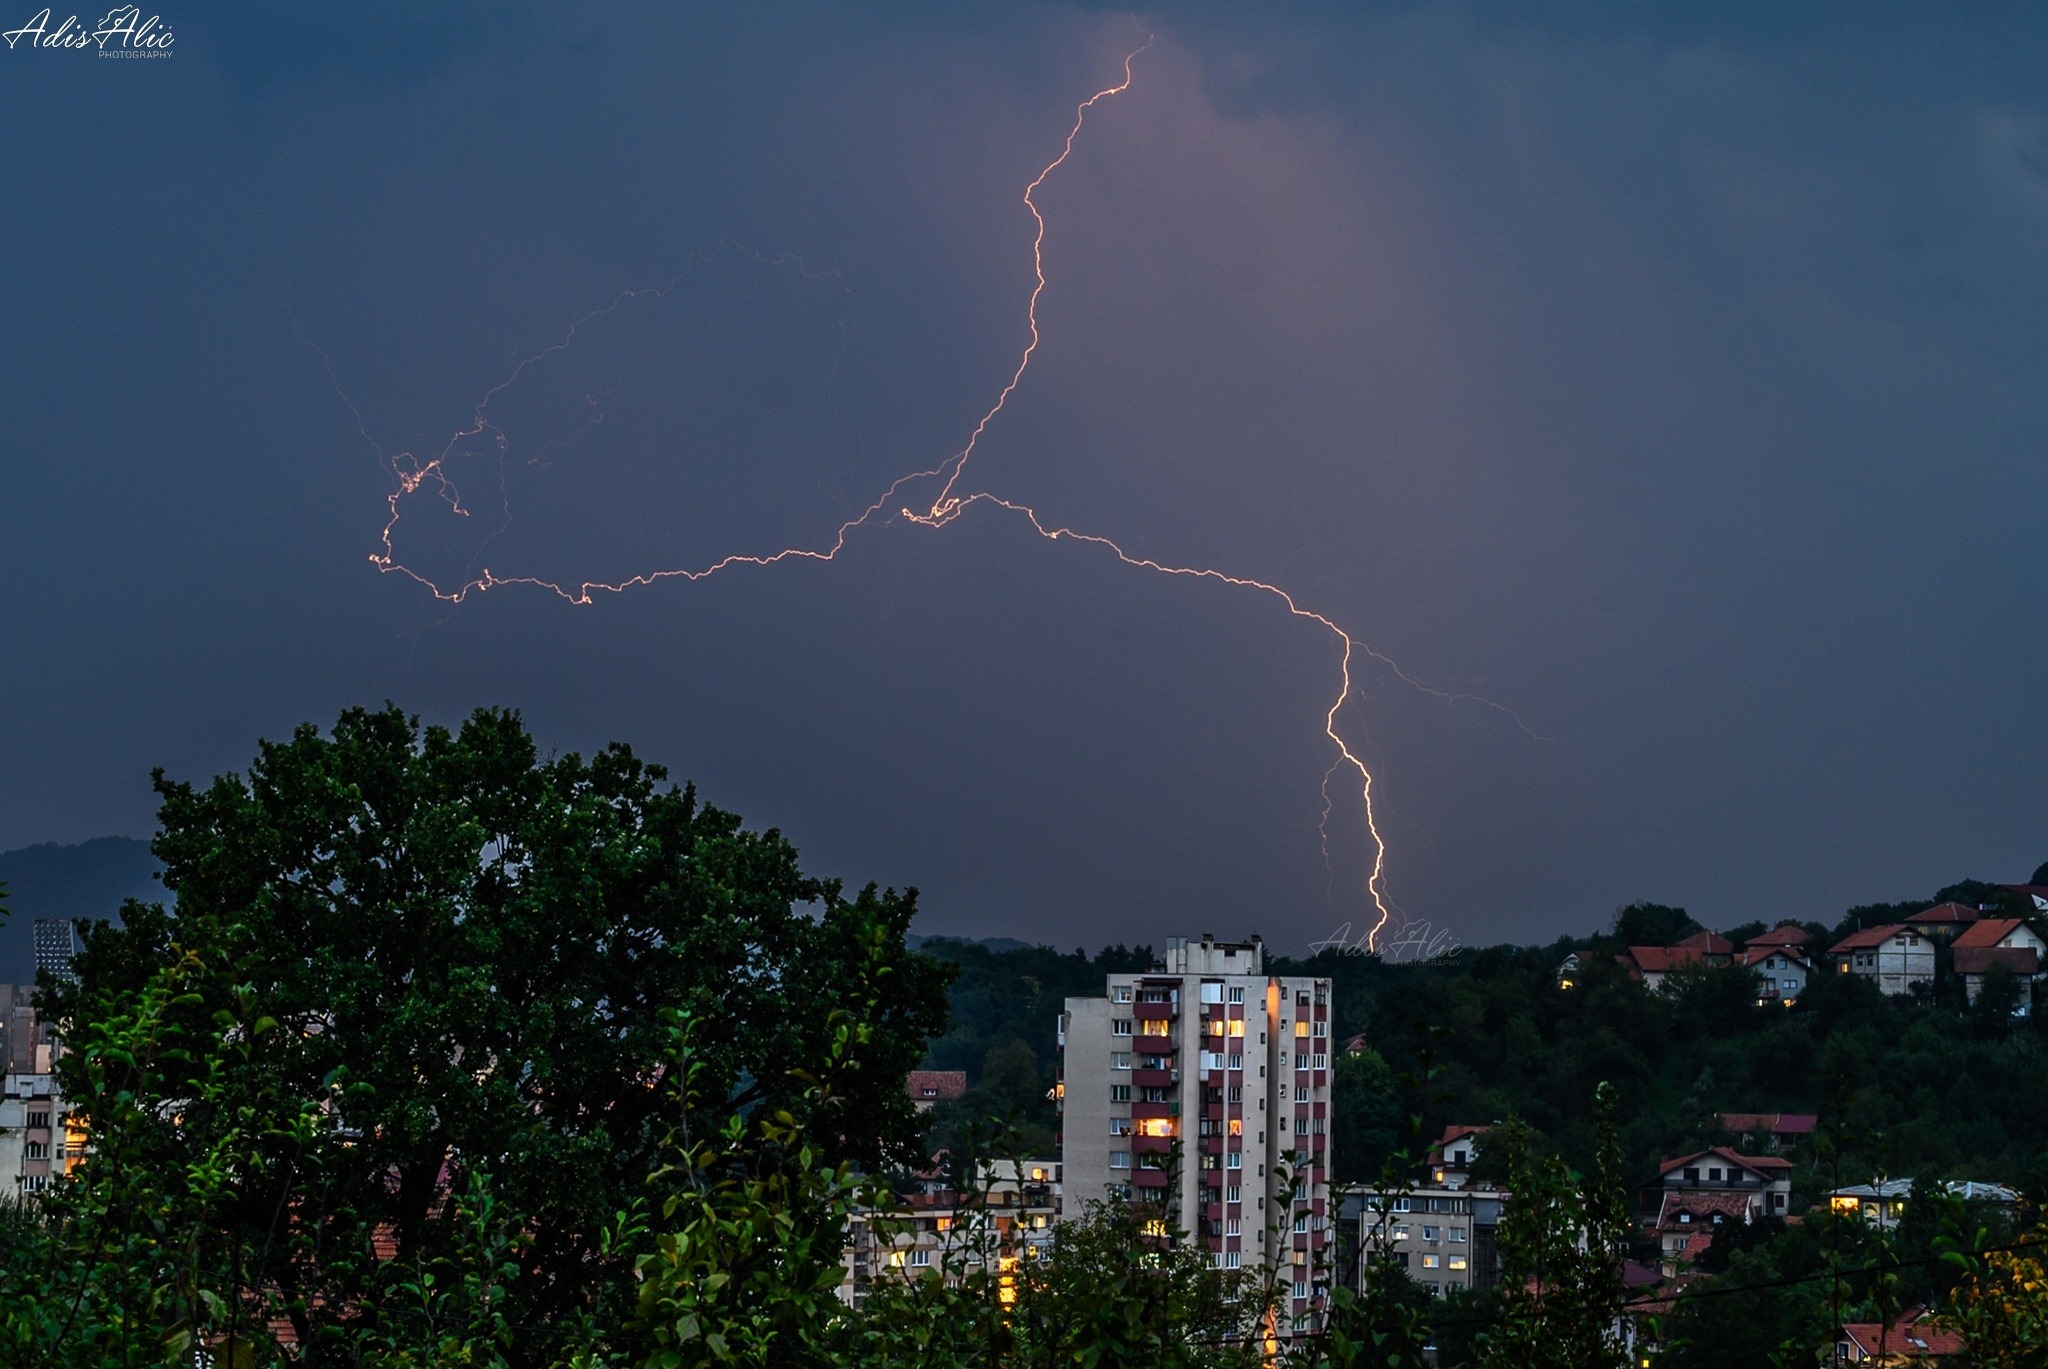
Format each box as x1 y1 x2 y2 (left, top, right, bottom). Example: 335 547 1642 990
1828 924 1935 996
1616 931 1735 992
1656 1145 1794 1216
1950 916 2047 1011
1737 945 1810 1005
1903 901 1981 941
1832 1307 1965 1363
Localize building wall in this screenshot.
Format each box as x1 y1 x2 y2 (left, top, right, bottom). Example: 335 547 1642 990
1059 936 1332 1325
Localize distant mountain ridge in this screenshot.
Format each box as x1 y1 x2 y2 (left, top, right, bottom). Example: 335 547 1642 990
0 837 161 985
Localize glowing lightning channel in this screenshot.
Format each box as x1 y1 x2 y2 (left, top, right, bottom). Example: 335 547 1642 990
324 31 1526 953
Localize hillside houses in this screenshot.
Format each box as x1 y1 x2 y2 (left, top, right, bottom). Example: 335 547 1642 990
1606 900 2048 1012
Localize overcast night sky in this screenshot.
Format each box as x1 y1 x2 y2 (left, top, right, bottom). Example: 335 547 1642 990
2 2 2044 952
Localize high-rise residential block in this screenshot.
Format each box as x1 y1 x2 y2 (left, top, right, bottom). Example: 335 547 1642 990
1058 935 1333 1325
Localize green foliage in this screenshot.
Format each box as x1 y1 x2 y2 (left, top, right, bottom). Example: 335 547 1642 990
1477 1086 1631 1369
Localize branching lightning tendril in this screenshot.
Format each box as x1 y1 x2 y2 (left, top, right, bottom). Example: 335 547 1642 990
312 32 1529 952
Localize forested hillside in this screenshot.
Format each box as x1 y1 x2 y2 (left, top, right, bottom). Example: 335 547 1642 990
919 877 2048 1204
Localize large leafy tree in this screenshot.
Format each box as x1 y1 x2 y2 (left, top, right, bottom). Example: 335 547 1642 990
42 705 951 1355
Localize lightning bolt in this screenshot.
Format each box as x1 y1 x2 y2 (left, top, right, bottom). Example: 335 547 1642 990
313 29 1527 953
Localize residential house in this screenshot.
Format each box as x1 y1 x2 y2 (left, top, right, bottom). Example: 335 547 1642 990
906 1070 968 1110
1998 884 2048 916
1717 1112 1817 1154
1950 917 2047 1012
1828 925 1935 997
1554 952 1582 991
1744 923 1813 952
1340 1180 1504 1297
1903 902 1981 942
1655 1146 1794 1218
1617 933 1734 992
1652 1189 1755 1275
1737 946 1810 1005
1828 1178 2019 1231
1428 1124 1489 1190
1831 1307 1965 1363
1827 1179 1913 1229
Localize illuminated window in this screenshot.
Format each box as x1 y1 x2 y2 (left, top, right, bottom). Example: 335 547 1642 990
1139 1118 1176 1138
1228 1119 1242 1136
1294 1021 1309 1039
1228 1020 1245 1037
1142 1218 1168 1238
1421 1254 1440 1269
1448 1256 1467 1270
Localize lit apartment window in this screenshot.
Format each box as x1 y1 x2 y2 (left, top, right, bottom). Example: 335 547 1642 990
1448 1256 1468 1270
1112 1019 1133 1036
1110 1119 1132 1136
1294 1021 1309 1039
1138 1118 1175 1138
1111 1052 1131 1070
1110 1086 1131 1102
1110 1152 1131 1170
1421 1254 1440 1269
1141 1019 1171 1037
1228 1119 1242 1136
1207 1019 1226 1037
1228 1020 1245 1037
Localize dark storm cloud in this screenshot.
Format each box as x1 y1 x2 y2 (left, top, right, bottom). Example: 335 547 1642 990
1 2 2042 952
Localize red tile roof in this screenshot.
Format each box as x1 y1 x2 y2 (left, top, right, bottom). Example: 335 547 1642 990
1656 1189 1755 1229
1906 901 1981 927
1838 1307 1965 1359
906 1070 968 1102
1658 1145 1793 1176
1745 923 1813 949
1672 930 1736 956
1829 924 1917 953
1620 946 1710 975
1952 917 2025 951
1737 946 1810 969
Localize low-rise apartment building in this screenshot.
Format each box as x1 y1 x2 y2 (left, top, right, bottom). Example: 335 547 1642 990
841 1158 1061 1305
1828 925 1936 997
1338 1181 1503 1297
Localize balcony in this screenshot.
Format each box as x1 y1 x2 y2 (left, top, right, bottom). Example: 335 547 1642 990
1134 1002 1176 1022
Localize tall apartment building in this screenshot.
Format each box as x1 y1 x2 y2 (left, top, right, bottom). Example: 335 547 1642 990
1059 935 1333 1325
33 919 79 984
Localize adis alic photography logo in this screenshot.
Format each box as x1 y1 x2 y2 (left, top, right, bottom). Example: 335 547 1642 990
3 6 173 57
